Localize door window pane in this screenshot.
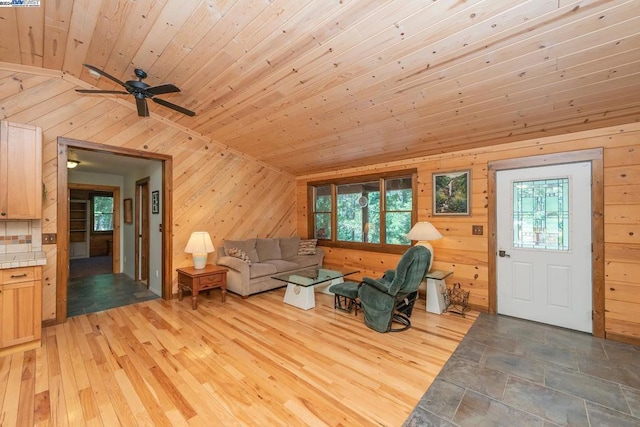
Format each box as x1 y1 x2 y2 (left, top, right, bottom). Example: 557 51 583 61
512 178 569 250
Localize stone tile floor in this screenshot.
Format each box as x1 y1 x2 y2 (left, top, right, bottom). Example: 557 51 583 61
67 273 159 317
404 313 640 426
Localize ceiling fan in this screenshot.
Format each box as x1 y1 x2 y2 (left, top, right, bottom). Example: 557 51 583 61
75 64 196 117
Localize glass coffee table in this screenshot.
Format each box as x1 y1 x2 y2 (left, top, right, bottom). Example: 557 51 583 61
272 267 359 310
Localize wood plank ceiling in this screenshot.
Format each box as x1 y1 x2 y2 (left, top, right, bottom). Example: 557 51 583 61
1 0 639 176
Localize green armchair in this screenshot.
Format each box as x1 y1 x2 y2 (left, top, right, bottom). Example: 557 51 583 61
357 245 431 332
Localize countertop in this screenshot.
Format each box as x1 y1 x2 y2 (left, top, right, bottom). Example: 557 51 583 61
0 251 47 269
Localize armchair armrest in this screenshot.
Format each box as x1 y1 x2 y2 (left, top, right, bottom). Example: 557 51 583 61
362 276 392 294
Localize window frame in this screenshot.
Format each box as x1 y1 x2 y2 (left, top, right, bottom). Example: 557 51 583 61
91 192 114 233
307 169 417 254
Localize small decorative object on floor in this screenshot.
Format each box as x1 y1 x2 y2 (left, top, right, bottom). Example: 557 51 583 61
443 282 469 316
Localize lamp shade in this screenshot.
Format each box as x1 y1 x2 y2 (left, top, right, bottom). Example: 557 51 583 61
184 231 214 269
407 222 442 272
406 221 443 241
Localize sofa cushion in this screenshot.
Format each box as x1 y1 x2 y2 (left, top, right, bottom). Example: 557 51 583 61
256 238 281 262
249 262 278 279
298 239 318 255
279 236 301 259
264 259 299 273
224 239 259 263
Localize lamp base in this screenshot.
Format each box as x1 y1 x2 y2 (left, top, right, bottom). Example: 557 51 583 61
416 241 434 272
192 253 208 269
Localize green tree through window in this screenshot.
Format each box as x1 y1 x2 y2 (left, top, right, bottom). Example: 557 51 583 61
93 195 114 231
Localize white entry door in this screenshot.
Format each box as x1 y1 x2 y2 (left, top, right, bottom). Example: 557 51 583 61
496 162 592 333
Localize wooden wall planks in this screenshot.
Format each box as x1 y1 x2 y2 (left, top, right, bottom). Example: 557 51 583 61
297 122 640 343
0 68 297 322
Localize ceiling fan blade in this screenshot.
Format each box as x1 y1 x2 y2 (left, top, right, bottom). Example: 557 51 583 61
152 97 196 117
82 64 127 88
136 97 150 117
145 84 180 96
75 89 129 94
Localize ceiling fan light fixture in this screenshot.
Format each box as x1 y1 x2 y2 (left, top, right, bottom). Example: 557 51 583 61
67 160 80 169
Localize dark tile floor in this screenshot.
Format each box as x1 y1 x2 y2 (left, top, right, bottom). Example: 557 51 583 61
68 256 159 317
405 313 640 426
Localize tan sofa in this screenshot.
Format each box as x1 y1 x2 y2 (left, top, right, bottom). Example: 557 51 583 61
215 237 325 297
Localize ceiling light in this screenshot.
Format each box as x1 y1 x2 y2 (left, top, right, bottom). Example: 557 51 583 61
87 69 101 79
67 160 80 169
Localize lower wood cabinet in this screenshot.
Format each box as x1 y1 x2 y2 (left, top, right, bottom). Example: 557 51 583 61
0 266 42 356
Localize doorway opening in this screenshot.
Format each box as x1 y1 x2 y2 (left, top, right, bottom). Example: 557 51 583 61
487 148 605 337
56 137 173 324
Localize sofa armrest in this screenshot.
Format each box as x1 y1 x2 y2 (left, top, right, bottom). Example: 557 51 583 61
217 256 249 272
217 256 249 277
217 256 251 296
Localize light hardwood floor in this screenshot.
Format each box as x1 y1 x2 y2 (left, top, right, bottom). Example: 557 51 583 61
0 289 477 426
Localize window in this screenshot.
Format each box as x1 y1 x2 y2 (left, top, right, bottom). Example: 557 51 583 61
308 170 416 253
93 194 114 232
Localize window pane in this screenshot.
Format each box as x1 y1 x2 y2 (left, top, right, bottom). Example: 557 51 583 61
385 177 412 210
315 185 331 211
314 213 331 239
314 185 332 239
512 178 569 250
337 181 380 243
386 212 411 244
385 176 412 244
94 196 114 231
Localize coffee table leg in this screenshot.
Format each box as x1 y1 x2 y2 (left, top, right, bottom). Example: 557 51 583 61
178 284 183 301
283 283 315 310
221 287 226 302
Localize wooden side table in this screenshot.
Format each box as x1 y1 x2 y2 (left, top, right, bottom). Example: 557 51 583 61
177 264 228 310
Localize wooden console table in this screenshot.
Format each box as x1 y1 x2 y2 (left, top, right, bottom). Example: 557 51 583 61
177 264 227 310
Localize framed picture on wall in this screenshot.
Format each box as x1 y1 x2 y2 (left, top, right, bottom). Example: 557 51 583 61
124 198 133 223
433 170 471 216
152 191 160 214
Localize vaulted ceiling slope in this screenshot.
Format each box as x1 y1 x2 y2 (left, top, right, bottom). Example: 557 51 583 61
1 0 640 176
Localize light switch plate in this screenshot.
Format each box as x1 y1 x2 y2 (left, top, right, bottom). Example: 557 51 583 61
472 225 483 235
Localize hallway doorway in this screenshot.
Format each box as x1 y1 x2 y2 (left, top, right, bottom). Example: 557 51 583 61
57 137 173 324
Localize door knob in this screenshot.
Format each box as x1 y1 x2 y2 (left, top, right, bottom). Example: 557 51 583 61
498 250 511 258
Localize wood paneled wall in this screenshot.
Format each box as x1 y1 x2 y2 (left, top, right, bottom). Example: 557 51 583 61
0 67 297 322
297 122 640 343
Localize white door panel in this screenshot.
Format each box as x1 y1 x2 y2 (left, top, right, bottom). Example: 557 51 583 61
497 162 592 333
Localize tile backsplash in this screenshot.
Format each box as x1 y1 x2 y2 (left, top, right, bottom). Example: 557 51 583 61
0 220 42 254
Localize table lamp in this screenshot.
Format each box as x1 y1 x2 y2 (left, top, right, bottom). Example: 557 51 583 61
406 221 442 272
184 231 214 269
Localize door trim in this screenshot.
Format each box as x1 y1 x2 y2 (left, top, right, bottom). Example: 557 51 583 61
56 137 173 324
487 148 604 337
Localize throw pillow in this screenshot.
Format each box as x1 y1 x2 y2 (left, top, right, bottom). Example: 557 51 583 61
223 238 259 262
227 247 251 265
297 239 318 255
